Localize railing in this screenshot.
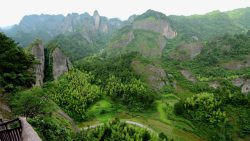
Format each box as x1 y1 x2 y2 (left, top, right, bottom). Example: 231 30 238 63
0 119 22 141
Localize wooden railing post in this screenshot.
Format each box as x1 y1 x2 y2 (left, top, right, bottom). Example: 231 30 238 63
0 118 22 141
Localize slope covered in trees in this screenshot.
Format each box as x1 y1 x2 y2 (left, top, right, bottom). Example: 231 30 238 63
0 32 35 92
2 7 250 141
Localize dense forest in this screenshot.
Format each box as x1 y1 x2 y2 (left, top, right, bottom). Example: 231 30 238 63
1 7 250 141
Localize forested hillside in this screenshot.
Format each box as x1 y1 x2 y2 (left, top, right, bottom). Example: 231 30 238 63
1 7 250 141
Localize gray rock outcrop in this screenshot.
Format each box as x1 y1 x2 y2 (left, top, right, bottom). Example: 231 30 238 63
31 41 45 86
222 56 250 70
133 18 177 39
147 64 167 90
52 48 72 80
169 42 203 60
232 78 250 94
181 70 196 82
232 78 245 87
93 10 100 30
132 61 167 90
19 117 42 141
209 81 220 89
242 83 250 94
112 31 134 49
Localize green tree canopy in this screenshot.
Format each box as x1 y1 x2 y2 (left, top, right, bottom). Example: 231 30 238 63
0 32 35 92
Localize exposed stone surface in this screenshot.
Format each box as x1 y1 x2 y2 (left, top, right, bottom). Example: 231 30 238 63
111 31 134 49
222 56 250 70
93 10 100 30
242 83 250 94
170 42 203 60
0 94 11 120
191 36 199 41
52 48 72 80
139 35 167 58
132 61 167 90
128 15 137 23
19 117 42 141
232 78 245 87
108 27 167 58
181 70 196 82
232 78 250 94
209 81 220 89
133 18 176 39
31 42 45 86
0 103 11 113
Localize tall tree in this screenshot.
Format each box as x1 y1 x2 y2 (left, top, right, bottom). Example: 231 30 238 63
0 32 35 92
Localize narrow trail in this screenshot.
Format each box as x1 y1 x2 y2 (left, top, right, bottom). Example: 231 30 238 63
81 120 154 132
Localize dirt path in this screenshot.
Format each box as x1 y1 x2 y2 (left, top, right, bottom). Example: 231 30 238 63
81 120 154 132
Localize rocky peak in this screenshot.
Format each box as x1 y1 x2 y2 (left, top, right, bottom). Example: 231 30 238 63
61 13 81 33
133 10 177 39
52 48 72 80
30 40 45 86
128 15 137 23
93 10 100 30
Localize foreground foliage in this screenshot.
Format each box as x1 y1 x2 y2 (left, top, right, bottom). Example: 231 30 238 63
75 118 166 141
45 69 101 121
10 87 73 141
0 32 35 92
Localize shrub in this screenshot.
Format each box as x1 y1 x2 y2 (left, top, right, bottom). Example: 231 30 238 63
10 87 52 117
174 101 185 115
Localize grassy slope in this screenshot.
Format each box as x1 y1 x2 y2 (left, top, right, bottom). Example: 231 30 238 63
76 55 203 141
77 8 250 140
107 29 165 58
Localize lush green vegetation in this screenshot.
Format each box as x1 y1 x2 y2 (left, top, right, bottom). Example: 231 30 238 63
50 31 110 61
50 32 94 61
10 87 74 141
175 32 250 80
45 69 101 121
162 32 250 140
107 28 165 58
2 7 250 141
105 75 154 110
168 10 248 40
76 52 140 84
176 93 226 124
75 118 165 141
76 52 155 111
0 32 35 92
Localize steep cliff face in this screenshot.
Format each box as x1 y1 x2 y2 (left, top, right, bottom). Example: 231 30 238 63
133 19 176 39
52 48 72 80
3 11 123 47
107 29 167 58
169 42 203 60
107 10 175 58
31 41 45 86
94 10 101 30
132 60 167 90
133 10 177 39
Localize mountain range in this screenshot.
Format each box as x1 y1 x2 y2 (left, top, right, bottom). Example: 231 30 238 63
1 7 250 141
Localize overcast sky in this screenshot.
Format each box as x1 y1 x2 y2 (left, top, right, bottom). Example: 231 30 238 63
1 0 250 27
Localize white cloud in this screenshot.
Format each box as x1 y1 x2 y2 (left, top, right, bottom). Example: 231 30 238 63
0 0 250 27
